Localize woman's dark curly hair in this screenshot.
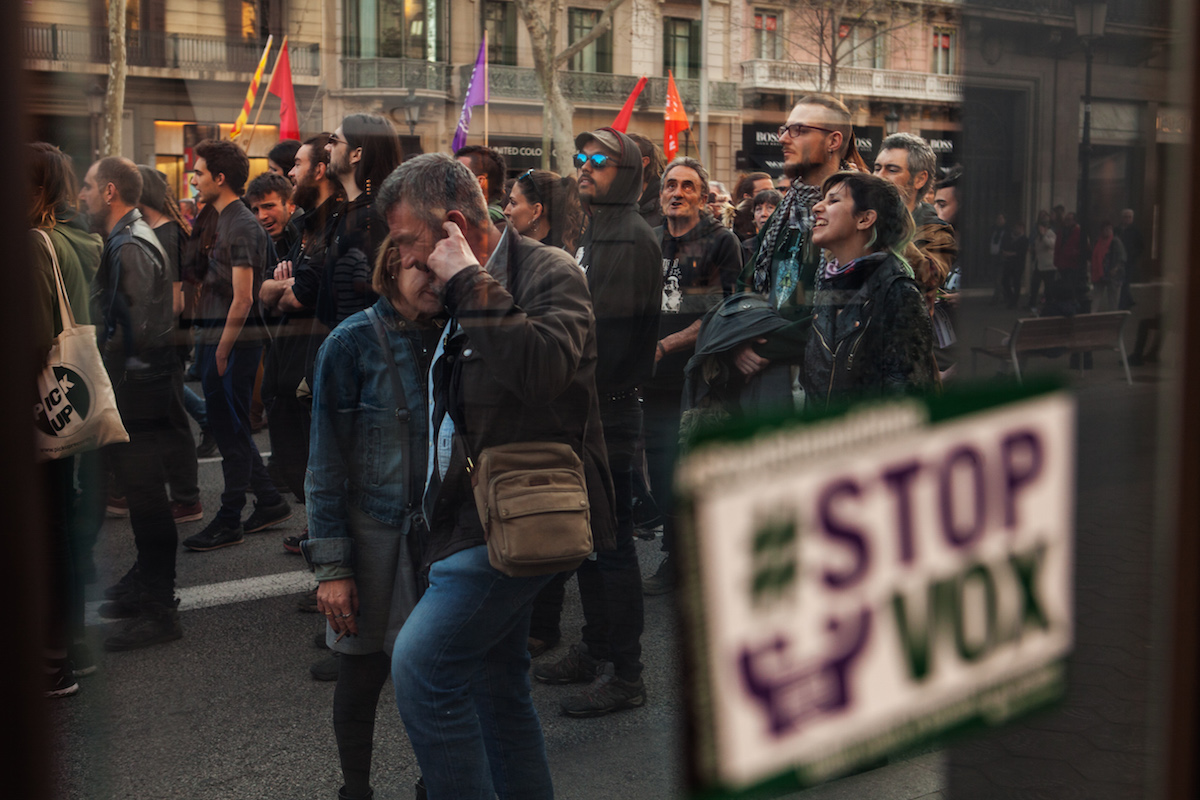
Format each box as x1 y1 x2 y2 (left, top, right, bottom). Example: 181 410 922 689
516 169 583 253
820 171 914 260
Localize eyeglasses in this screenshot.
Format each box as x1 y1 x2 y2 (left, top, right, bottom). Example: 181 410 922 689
328 133 345 147
777 123 837 141
574 152 614 170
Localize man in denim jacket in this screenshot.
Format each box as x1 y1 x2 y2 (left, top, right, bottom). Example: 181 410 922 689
374 153 614 799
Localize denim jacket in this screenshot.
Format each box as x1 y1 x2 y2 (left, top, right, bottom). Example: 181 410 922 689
303 297 434 577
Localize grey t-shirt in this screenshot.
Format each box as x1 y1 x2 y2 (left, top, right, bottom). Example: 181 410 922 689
196 200 270 346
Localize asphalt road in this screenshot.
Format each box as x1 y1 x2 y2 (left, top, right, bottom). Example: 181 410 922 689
50 284 1168 799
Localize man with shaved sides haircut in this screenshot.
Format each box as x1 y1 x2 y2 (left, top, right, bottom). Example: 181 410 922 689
734 94 866 396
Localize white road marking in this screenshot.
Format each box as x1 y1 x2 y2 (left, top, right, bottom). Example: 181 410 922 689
87 569 314 626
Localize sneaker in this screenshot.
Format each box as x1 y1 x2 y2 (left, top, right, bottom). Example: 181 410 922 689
243 499 292 533
104 563 141 601
527 636 559 658
106 495 129 518
45 658 80 698
297 587 320 613
171 500 204 523
69 641 97 678
283 528 308 554
559 662 646 718
532 643 601 685
196 430 218 458
182 518 244 551
104 596 182 651
310 652 340 681
643 554 676 596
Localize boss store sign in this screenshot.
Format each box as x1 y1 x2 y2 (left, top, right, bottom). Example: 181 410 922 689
742 124 884 174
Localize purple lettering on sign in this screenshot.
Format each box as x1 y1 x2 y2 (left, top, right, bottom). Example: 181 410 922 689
1001 429 1043 529
882 460 922 565
738 609 872 737
818 478 869 589
939 446 986 548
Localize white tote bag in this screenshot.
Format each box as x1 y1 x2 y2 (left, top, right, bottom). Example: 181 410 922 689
33 228 128 461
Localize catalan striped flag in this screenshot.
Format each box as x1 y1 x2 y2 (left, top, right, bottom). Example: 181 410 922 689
231 36 273 141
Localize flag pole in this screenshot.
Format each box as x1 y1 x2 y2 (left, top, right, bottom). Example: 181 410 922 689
247 36 286 151
483 31 489 147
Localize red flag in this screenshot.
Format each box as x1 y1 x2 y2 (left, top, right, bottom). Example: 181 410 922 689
664 71 690 161
612 76 647 133
267 36 300 141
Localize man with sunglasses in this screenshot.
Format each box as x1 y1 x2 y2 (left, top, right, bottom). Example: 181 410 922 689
531 127 661 718
733 94 866 387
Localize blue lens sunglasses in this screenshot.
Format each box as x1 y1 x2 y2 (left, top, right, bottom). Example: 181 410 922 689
574 152 614 169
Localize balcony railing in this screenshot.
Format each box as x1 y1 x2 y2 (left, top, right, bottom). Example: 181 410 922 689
23 23 319 76
342 58 453 93
468 65 740 112
742 60 963 104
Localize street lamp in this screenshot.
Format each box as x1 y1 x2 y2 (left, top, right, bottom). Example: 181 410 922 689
884 106 900 137
1073 0 1107 273
84 82 105 161
403 88 421 137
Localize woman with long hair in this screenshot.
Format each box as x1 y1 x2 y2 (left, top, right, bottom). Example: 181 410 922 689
29 142 104 696
804 171 936 406
503 168 583 253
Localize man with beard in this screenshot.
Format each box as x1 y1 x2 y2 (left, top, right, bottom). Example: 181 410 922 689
78 156 184 649
641 157 742 595
181 139 291 551
733 94 865 389
260 133 341 553
530 127 660 717
284 115 401 330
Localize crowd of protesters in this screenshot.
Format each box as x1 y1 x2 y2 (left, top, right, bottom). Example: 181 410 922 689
33 93 1004 799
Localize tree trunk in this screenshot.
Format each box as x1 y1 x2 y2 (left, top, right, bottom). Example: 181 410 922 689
515 0 575 174
105 0 127 157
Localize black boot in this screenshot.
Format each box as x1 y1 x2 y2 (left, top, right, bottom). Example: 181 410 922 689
337 787 373 800
103 594 182 651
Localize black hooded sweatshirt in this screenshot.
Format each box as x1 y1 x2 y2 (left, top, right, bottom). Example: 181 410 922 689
576 128 663 396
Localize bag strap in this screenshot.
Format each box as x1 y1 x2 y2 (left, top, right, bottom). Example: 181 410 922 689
34 228 77 331
365 305 421 510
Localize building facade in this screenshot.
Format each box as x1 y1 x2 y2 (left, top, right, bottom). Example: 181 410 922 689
24 0 963 192
962 0 1172 278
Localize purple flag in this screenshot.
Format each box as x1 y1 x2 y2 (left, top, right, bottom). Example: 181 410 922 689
452 39 489 152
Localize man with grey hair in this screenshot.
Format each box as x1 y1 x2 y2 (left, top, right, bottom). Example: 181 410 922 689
641 156 741 594
379 153 615 798
874 132 957 309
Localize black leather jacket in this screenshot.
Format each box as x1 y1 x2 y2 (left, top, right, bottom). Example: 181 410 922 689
804 252 936 407
95 209 177 380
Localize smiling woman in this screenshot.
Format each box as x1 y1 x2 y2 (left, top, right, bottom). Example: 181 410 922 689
803 171 935 407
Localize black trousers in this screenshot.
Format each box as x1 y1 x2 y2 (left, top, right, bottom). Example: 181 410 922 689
108 371 187 600
261 330 324 500
529 395 645 682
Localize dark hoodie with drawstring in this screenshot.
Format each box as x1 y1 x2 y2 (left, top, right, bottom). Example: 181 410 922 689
575 128 663 397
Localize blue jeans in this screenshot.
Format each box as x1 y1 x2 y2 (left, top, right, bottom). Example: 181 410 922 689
392 545 555 800
197 344 280 524
183 384 208 430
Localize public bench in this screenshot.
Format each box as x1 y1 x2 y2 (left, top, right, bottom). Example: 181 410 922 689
971 310 1133 384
